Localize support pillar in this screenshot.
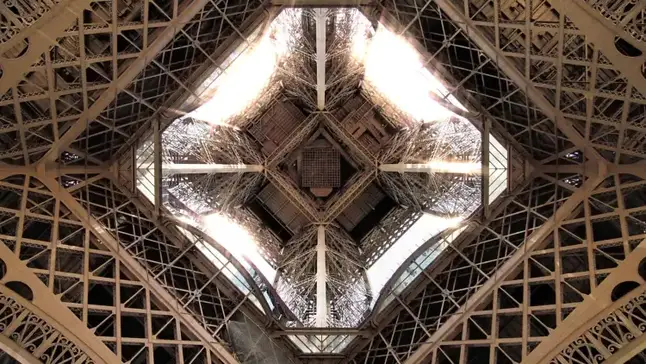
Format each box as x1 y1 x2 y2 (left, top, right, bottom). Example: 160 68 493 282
524 238 646 364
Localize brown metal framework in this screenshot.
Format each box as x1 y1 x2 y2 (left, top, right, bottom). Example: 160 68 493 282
1 0 646 363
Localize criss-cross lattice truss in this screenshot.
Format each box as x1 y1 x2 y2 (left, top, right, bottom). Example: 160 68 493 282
2 0 646 363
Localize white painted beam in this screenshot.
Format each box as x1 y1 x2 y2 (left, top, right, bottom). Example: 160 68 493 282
272 0 375 5
315 9 327 110
379 162 481 174
316 225 328 327
162 163 263 174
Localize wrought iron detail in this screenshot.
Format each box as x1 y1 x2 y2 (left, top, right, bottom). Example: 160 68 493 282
0 292 94 364
0 0 63 44
590 0 646 42
552 291 646 364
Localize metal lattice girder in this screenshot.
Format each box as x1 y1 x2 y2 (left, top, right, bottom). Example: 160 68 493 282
542 1 646 165
37 0 214 164
545 1 646 107
363 8 536 164
0 168 299 362
353 165 646 364
278 227 318 324
343 175 532 361
35 172 239 364
378 121 480 166
112 5 275 164
0 242 119 364
373 1 630 165
361 207 421 265
403 172 606 363
524 237 646 364
4 0 266 166
346 170 581 362
195 126 266 165
110 163 296 358
0 0 93 95
0 171 230 362
429 0 606 166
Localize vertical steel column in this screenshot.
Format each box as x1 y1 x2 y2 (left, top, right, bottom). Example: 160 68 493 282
316 224 328 327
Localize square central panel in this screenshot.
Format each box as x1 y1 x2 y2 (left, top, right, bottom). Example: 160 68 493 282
301 147 341 194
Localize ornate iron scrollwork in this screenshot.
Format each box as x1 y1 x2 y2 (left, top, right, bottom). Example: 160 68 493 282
591 0 646 43
0 292 95 364
0 0 63 44
551 291 646 364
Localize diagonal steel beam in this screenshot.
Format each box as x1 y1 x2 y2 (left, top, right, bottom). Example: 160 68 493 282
369 8 538 165
432 0 609 167
111 5 277 165
36 0 213 164
403 171 608 363
320 113 375 166
0 0 93 95
544 0 646 102
35 172 239 364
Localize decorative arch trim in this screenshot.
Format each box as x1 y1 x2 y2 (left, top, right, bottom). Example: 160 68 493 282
0 291 95 364
0 333 41 364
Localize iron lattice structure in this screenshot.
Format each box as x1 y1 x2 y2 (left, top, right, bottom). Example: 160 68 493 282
1 0 646 364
